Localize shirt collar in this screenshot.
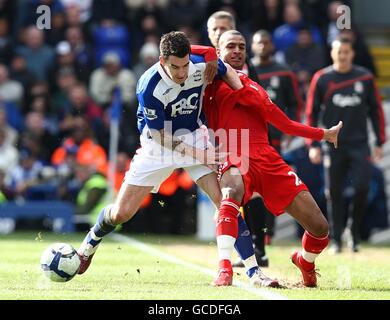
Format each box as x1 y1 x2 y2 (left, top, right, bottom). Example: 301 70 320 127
157 61 197 87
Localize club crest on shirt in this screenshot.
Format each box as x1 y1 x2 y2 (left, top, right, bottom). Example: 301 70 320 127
193 70 202 82
144 107 157 120
354 81 363 94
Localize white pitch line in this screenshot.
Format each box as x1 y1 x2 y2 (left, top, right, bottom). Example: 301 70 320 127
111 233 289 300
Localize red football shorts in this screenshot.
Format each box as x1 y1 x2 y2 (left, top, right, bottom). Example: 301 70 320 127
218 144 308 216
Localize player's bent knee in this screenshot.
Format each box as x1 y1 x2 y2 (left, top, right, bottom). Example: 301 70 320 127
310 213 329 238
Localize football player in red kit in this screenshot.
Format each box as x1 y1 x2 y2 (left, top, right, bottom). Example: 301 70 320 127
202 30 343 287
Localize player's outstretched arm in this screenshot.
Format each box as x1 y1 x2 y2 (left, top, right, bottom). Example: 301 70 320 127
322 121 343 148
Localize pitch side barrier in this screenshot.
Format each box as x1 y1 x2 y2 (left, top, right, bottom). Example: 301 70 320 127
0 201 75 233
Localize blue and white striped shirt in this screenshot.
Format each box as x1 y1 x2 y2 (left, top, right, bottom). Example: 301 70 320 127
136 55 227 136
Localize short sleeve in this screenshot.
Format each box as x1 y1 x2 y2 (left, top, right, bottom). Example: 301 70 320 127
137 91 166 131
217 58 227 76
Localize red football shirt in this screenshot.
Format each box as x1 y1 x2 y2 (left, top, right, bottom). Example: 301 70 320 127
203 72 324 155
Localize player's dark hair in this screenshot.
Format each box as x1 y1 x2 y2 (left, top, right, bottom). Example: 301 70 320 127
333 36 354 47
159 31 191 60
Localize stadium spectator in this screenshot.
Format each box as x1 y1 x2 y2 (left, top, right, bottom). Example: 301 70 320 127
322 1 345 46
0 0 16 36
90 0 126 25
0 64 24 108
92 19 131 68
75 163 109 226
23 111 59 164
130 0 165 50
89 51 136 108
0 100 23 132
26 81 58 132
51 116 108 175
5 148 43 200
163 0 205 32
56 143 79 201
65 26 94 83
133 42 159 81
16 26 55 81
306 38 386 253
0 106 18 145
60 0 93 23
45 6 67 46
64 4 84 29
51 67 78 118
9 54 36 107
60 84 103 141
272 3 323 56
54 41 75 71
285 25 326 95
248 0 284 33
178 25 201 46
0 169 12 202
0 127 18 173
15 0 65 32
0 17 13 65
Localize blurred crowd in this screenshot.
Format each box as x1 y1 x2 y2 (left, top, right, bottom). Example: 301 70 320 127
0 0 384 234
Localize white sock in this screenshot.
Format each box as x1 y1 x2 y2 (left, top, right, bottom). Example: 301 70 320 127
301 249 319 263
216 235 236 261
243 255 258 272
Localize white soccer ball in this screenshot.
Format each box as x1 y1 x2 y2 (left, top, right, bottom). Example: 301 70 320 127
40 243 80 282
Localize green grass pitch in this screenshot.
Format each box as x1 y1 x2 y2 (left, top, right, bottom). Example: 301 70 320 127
1 232 389 300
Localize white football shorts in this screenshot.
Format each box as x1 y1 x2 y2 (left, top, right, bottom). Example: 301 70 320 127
124 125 213 193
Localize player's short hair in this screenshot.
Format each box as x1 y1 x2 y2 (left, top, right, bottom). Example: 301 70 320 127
207 11 236 29
218 30 246 49
253 29 272 40
159 31 191 60
332 36 354 48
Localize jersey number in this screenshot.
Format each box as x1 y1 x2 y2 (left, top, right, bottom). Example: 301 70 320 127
288 171 302 186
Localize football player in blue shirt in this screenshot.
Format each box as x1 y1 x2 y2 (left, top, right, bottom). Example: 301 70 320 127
76 31 245 278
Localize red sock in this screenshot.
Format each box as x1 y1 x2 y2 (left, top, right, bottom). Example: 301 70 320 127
300 231 329 270
302 231 329 254
216 198 241 238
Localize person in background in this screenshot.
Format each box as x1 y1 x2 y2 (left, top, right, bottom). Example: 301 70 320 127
306 37 386 253
16 26 55 81
133 41 159 81
75 163 109 226
89 51 136 108
0 127 18 173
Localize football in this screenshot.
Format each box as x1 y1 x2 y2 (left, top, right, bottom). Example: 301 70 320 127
40 243 80 282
